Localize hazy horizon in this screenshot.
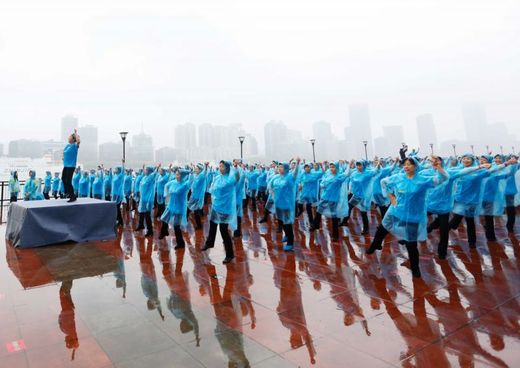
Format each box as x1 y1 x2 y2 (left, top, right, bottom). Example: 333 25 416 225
1 0 519 150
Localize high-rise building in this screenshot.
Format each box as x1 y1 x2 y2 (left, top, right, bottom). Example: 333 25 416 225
198 124 215 148
131 132 154 164
78 125 98 166
264 120 289 160
382 125 404 155
312 121 335 160
175 123 196 151
347 104 373 159
416 114 438 154
462 103 488 144
0 143 4 156
61 115 78 142
8 140 43 158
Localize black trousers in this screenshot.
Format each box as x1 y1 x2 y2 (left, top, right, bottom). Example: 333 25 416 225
449 214 476 246
138 212 153 232
506 206 516 232
484 215 496 241
10 194 18 202
174 225 185 247
156 203 165 218
234 216 242 236
194 209 203 229
378 205 388 219
206 221 234 258
116 204 123 225
306 203 314 224
312 213 339 239
282 222 294 244
429 213 450 257
61 167 75 199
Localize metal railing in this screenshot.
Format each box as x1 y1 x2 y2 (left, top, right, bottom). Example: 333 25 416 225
0 180 26 223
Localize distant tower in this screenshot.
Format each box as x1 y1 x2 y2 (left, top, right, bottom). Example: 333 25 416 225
416 114 438 153
61 115 78 142
347 104 373 158
462 103 488 144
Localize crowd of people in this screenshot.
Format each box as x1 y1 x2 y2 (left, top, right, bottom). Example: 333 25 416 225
7 136 520 277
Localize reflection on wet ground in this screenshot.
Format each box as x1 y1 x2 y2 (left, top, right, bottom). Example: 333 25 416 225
1 207 520 367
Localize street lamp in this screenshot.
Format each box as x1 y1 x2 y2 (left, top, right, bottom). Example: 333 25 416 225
429 143 434 155
452 144 457 157
310 139 316 162
119 131 128 168
500 145 504 155
362 140 368 161
238 136 245 160
486 145 489 153
470 145 474 154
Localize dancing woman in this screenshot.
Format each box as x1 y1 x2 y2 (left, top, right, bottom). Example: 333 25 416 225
62 129 80 202
310 161 350 241
270 158 301 251
23 170 44 201
135 166 158 237
188 163 208 230
159 169 191 248
111 166 125 226
297 162 323 225
367 157 448 278
202 161 240 264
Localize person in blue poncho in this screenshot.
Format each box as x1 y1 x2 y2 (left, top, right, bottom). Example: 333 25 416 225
133 168 144 211
297 163 323 225
448 153 505 248
367 156 448 278
62 129 80 202
155 166 170 219
43 171 52 200
501 154 520 233
188 163 208 230
52 172 61 199
259 163 278 224
104 168 112 201
246 165 259 210
270 158 301 251
257 166 268 203
201 160 240 264
58 180 65 199
479 155 512 241
89 169 96 198
343 160 377 235
135 166 158 237
72 167 81 197
92 166 105 200
111 166 125 226
8 171 20 202
371 158 398 219
425 156 487 259
310 160 351 242
23 170 44 201
159 168 191 249
124 169 133 210
233 161 247 238
78 171 90 198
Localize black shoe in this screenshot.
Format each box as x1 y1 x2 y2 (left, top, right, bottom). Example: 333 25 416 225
222 256 234 264
259 218 267 223
469 242 476 249
174 244 185 250
412 269 422 278
158 231 169 240
361 228 369 235
145 231 153 237
366 244 382 254
438 253 447 260
201 243 214 251
233 231 242 238
67 197 77 203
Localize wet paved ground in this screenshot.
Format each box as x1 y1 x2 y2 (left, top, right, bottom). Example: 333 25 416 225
1 207 520 367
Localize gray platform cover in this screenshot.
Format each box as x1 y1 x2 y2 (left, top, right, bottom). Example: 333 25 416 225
5 198 117 248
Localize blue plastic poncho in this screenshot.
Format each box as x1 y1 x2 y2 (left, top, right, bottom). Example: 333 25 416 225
209 161 238 230
235 166 246 218
23 171 44 201
381 170 448 242
371 161 397 207
124 171 133 196
133 170 144 201
155 169 170 205
452 157 492 217
257 168 268 190
92 170 105 198
264 169 277 213
51 174 60 193
78 172 91 198
349 162 377 212
299 166 323 205
138 167 157 213
271 162 299 224
111 167 125 204
8 172 20 196
188 165 207 211
246 167 259 195
480 163 508 216
161 170 191 228
317 163 350 218
43 172 52 194
72 169 81 192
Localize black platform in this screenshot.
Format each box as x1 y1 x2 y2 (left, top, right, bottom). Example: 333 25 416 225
5 198 117 248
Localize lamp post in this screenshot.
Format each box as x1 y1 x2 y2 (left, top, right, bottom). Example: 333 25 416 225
513 146 516 155
429 143 434 155
486 145 489 153
238 136 245 160
362 140 368 161
310 139 316 162
500 145 504 155
452 144 456 157
119 131 128 168
470 144 474 154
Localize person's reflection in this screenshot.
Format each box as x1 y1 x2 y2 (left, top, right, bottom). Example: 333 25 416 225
114 232 127 298
161 245 200 346
426 259 508 367
232 241 256 329
59 280 79 360
374 277 446 364
207 264 251 368
137 237 164 320
270 244 316 365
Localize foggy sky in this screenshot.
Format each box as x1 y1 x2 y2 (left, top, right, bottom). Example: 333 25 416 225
1 0 519 150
